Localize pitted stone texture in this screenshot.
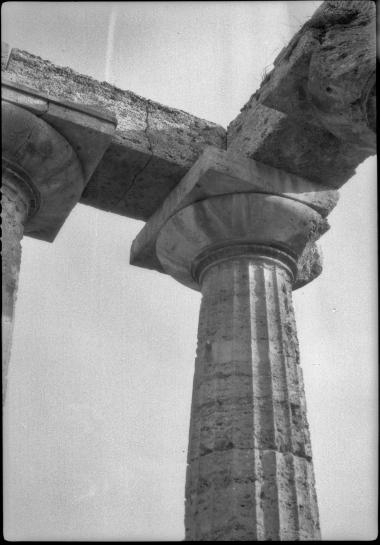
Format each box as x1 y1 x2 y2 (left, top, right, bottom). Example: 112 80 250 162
185 258 320 541
1 171 30 404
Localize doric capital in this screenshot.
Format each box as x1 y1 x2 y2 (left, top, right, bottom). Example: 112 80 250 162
155 192 325 291
2 79 116 241
2 101 84 240
131 147 338 289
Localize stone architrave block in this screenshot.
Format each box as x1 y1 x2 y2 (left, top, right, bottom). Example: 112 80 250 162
130 146 338 281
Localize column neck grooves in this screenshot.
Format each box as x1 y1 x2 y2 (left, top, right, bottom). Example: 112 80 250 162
192 243 298 289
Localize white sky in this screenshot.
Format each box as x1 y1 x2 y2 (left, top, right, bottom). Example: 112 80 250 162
2 1 377 541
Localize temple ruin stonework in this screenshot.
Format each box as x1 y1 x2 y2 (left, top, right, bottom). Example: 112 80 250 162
1 1 376 540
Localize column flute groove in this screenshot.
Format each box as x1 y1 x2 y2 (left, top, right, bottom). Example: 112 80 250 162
272 266 302 537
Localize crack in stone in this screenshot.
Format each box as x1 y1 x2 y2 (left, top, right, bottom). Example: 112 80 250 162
117 99 154 207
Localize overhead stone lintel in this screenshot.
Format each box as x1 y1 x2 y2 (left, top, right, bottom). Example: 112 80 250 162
130 146 334 288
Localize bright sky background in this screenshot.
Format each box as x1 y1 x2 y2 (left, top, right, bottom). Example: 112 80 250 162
2 1 377 541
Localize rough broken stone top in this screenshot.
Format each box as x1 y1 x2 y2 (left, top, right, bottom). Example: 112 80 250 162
130 146 335 290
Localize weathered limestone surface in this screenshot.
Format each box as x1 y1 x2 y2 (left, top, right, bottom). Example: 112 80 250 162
185 257 320 540
2 101 85 241
227 0 376 187
3 0 374 537
3 46 226 220
151 192 324 540
1 168 32 404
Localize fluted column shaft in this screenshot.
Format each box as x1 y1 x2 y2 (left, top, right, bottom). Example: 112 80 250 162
151 192 325 540
185 254 320 541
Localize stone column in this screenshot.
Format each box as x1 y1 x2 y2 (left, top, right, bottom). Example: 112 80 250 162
186 249 319 540
1 94 116 404
1 102 82 403
1 162 38 404
155 193 323 541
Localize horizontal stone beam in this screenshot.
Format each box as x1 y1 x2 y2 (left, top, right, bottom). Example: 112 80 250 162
227 0 376 188
2 45 226 221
